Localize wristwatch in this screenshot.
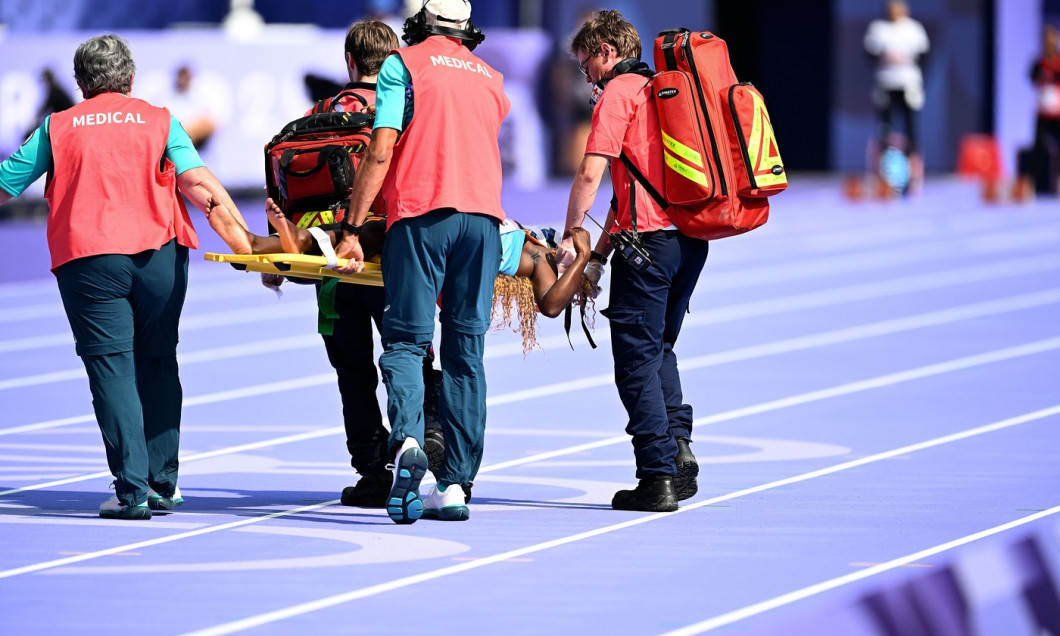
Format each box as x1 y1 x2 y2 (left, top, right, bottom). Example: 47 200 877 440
590 250 608 265
340 218 363 236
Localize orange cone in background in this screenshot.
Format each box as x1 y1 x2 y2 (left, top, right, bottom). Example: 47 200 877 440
982 179 1003 203
1011 176 1035 203
875 175 895 200
844 174 865 201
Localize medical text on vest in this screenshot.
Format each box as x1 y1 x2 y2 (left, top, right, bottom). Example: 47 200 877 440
429 55 492 77
71 112 147 127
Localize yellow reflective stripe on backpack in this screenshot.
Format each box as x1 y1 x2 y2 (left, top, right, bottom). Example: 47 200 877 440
746 91 786 188
661 130 703 167
664 151 708 187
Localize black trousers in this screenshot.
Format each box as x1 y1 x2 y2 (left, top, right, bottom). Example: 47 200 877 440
877 89 918 153
319 282 439 475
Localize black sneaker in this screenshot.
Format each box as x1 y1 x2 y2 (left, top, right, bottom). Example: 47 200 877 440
340 472 393 508
611 475 678 512
673 438 699 501
424 426 445 476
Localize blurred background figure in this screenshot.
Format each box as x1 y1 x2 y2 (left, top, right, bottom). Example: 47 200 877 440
22 68 75 142
1017 23 1060 198
545 5 595 177
864 0 929 192
167 64 217 151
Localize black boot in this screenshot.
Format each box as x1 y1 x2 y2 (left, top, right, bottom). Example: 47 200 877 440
340 472 393 508
673 438 699 501
424 426 445 476
612 474 678 512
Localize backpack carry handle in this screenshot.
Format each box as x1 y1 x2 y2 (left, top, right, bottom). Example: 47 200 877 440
315 90 369 114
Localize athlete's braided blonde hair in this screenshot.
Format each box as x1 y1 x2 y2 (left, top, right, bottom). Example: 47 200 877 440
491 273 597 356
491 274 538 355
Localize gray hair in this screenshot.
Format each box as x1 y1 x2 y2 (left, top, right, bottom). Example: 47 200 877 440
73 34 136 98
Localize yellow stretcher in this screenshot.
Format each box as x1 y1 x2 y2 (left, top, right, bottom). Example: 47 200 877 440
204 253 383 287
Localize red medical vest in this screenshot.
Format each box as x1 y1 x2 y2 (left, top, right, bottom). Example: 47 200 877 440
45 93 197 270
381 36 509 228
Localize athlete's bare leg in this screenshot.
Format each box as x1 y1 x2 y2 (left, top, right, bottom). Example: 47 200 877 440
265 198 319 254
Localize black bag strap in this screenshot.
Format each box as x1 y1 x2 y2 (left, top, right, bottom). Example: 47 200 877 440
564 302 597 350
313 90 369 114
619 152 669 237
658 28 688 71
279 147 333 176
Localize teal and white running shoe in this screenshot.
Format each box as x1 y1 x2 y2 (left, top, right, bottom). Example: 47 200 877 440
386 438 428 525
147 487 184 511
421 483 469 521
98 495 151 520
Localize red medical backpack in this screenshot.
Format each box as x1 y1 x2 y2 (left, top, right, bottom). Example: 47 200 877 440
625 29 787 241
263 91 374 229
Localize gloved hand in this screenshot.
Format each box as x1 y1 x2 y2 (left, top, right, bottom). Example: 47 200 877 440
584 261 605 298
555 236 576 274
261 272 285 298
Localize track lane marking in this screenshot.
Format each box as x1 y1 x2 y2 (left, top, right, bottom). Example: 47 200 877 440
175 404 1060 636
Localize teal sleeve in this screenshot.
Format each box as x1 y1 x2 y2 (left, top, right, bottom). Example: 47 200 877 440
165 115 205 175
374 54 414 131
0 117 53 196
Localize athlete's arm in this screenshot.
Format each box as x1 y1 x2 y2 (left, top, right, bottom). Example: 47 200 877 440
525 227 592 318
556 153 609 271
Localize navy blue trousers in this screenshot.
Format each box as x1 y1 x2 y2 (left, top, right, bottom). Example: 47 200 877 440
603 230 709 479
54 240 188 506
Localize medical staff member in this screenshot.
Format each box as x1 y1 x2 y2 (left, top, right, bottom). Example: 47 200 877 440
556 10 708 513
333 0 508 524
0 34 255 520
263 19 445 509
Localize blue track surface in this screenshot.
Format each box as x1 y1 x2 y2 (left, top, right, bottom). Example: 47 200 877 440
0 177 1058 635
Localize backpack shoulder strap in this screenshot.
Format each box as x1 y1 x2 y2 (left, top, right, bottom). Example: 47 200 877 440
619 153 668 209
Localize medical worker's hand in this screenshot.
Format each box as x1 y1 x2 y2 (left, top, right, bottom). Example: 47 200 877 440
334 233 365 274
584 261 605 298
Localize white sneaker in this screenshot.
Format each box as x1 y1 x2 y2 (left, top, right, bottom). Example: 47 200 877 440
98 495 151 520
385 437 428 525
147 487 184 511
422 483 469 521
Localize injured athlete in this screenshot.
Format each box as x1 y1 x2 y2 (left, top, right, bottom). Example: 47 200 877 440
258 197 599 353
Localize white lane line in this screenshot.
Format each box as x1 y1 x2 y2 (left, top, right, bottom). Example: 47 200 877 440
660 509 1060 634
0 373 335 437
0 500 339 580
492 327 1060 408
0 277 284 325
489 254 1060 357
2 324 1059 496
697 223 1060 293
176 404 1060 636
0 426 342 497
0 334 324 391
0 300 318 354
4 237 1059 360
6 285 1057 436
3 329 1056 503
